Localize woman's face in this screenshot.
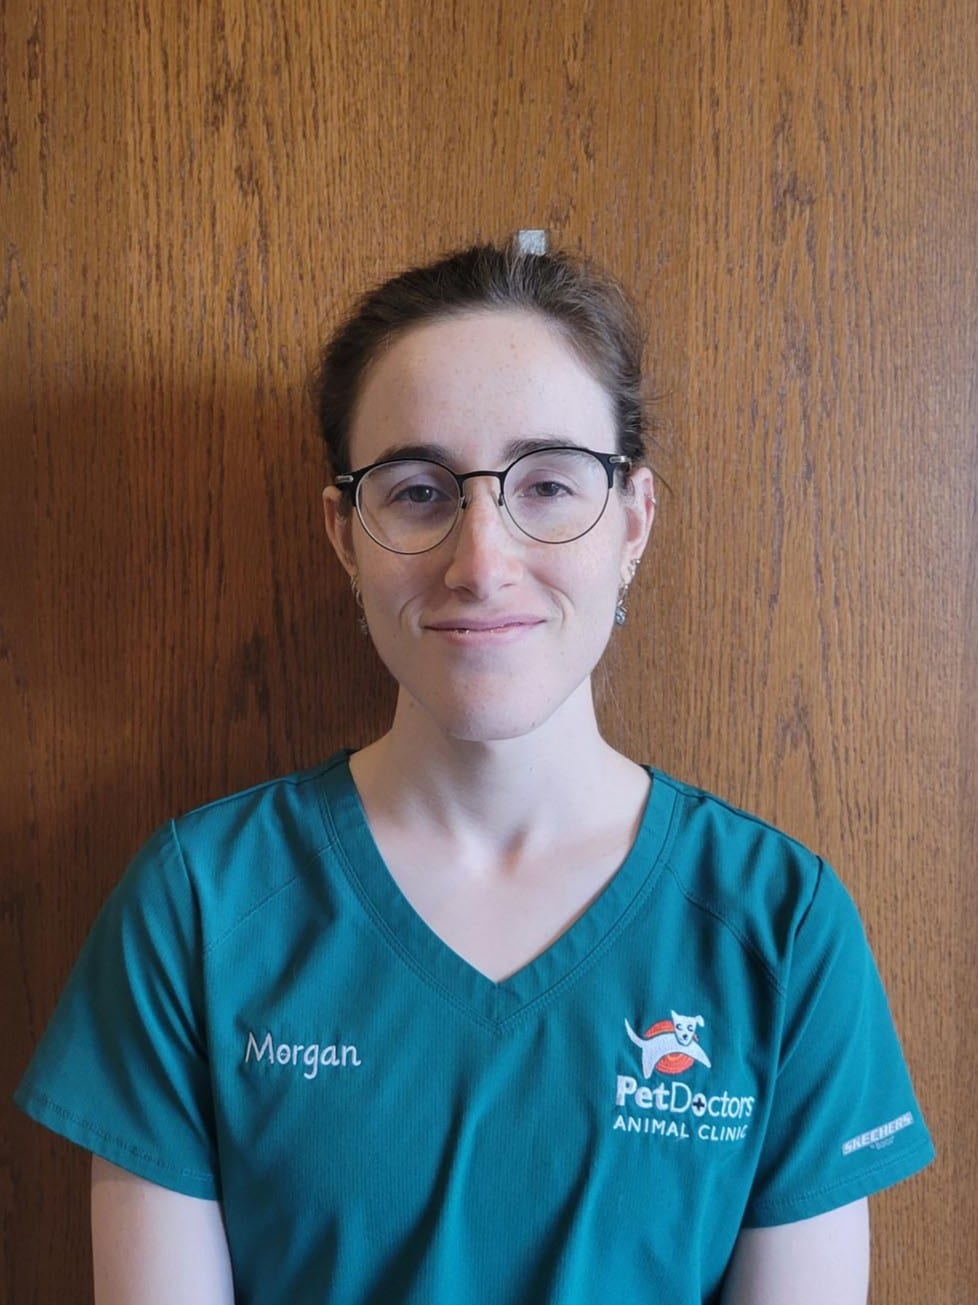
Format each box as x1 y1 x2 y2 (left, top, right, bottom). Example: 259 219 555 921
323 309 655 744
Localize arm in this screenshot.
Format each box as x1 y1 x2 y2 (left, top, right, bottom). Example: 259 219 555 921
91 1156 235 1305
721 1198 869 1305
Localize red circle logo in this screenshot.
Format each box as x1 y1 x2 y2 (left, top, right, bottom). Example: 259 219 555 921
644 1019 695 1075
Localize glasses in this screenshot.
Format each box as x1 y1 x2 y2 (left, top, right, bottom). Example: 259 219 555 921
335 446 631 555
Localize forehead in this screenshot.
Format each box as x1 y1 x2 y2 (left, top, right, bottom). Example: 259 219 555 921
349 309 616 467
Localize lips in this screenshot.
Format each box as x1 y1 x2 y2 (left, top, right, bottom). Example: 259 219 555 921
425 615 543 633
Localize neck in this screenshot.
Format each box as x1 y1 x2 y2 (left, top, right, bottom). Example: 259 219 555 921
349 680 641 846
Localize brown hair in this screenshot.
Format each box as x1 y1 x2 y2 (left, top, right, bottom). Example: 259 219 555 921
312 241 650 476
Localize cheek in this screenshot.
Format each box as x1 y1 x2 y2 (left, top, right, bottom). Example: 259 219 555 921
356 553 431 626
568 532 630 600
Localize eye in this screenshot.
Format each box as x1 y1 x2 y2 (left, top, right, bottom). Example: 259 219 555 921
508 450 600 505
368 464 456 512
392 482 451 505
525 478 572 498
511 468 581 500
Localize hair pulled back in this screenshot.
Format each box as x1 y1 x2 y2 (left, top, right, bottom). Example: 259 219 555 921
313 242 649 476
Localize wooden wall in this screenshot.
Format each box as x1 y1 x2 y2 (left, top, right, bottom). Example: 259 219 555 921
3 2 975 1299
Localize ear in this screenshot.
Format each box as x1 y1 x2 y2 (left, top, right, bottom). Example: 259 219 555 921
322 486 358 578
621 465 656 575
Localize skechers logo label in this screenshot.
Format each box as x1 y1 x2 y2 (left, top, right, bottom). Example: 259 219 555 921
244 1030 362 1080
842 1112 913 1156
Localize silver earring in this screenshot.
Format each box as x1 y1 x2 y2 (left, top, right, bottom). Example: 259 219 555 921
349 573 369 635
615 560 639 627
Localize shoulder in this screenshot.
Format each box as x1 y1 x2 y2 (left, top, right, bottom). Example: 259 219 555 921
116 751 355 953
173 750 350 861
647 769 855 990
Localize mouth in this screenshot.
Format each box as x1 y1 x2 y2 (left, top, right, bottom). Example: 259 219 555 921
425 617 544 636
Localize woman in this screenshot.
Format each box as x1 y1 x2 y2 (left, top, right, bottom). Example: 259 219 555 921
16 243 933 1303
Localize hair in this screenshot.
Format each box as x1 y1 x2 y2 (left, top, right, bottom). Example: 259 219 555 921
312 241 652 478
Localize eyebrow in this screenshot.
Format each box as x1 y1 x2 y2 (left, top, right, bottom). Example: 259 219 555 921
371 436 584 467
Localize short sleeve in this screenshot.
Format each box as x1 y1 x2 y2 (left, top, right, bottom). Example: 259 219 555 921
14 823 220 1199
743 861 934 1226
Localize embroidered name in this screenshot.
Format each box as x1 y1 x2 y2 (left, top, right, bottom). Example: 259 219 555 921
244 1030 362 1080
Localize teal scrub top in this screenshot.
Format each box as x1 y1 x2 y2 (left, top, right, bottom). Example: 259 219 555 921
16 754 934 1303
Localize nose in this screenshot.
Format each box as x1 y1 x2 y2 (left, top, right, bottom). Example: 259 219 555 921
441 476 524 597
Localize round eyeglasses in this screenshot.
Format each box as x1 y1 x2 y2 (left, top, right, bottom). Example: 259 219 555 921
335 446 632 555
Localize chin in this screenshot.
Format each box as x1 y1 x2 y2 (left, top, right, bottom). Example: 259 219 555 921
441 712 550 745
398 675 593 747
376 631 607 746
410 695 546 744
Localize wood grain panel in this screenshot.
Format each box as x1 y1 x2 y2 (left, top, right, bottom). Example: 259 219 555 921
2 2 973 1301
658 6 977 1300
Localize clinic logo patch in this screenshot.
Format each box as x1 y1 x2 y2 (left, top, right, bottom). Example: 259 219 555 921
614 1005 755 1144
624 1009 712 1077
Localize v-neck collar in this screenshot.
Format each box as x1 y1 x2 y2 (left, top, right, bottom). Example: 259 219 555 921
316 751 678 1028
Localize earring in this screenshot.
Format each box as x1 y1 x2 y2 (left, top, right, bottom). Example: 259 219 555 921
349 573 369 635
614 560 639 628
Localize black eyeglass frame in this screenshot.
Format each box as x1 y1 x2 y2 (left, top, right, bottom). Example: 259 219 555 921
334 446 633 554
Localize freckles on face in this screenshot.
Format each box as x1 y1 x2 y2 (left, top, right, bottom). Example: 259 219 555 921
338 309 642 740
347 310 618 468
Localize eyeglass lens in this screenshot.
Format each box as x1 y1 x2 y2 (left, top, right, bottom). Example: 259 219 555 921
356 448 613 553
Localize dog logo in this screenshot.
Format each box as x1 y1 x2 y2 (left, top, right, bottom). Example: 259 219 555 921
625 1010 712 1078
